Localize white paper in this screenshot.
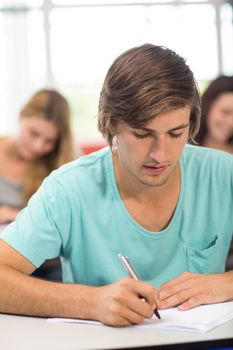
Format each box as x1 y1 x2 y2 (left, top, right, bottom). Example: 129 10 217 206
140 301 233 333
48 318 100 325
47 301 233 333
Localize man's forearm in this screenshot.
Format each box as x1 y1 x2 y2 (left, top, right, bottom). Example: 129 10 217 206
0 265 97 319
0 265 158 326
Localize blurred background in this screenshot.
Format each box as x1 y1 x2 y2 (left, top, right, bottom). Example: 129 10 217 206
0 0 232 150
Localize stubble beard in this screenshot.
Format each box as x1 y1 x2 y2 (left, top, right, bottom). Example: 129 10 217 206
131 165 174 188
136 173 171 188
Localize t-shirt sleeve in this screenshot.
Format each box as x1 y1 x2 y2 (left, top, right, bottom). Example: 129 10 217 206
0 176 72 268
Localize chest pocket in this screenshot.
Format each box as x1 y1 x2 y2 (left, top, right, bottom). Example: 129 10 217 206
184 234 225 274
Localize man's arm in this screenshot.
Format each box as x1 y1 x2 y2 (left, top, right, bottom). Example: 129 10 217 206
158 271 233 310
0 240 157 326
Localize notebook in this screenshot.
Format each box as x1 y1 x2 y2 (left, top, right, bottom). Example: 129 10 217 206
48 301 233 333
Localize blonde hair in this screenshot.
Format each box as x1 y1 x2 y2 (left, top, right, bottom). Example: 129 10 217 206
20 89 75 205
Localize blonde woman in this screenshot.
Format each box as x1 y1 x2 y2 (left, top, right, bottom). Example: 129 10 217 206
0 89 75 224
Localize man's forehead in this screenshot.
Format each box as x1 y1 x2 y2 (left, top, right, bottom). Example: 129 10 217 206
138 106 191 131
115 106 191 132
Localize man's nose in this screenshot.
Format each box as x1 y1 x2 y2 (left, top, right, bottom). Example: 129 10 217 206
149 136 167 163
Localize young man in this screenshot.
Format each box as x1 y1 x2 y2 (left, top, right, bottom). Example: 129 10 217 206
0 44 233 327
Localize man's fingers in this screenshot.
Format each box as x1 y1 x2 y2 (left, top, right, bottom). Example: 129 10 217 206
159 280 191 301
121 305 146 325
160 272 194 291
103 313 132 327
178 296 203 311
98 278 160 326
121 278 157 308
116 278 156 318
158 273 214 309
108 300 147 325
159 288 195 309
128 297 155 319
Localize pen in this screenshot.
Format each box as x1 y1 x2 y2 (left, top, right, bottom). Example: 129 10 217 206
118 253 161 320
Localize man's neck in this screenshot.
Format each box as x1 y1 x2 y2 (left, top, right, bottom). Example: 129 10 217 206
112 152 181 232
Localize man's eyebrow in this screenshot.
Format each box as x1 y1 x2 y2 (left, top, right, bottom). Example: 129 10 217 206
139 123 190 133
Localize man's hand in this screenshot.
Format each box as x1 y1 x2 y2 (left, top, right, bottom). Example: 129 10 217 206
158 271 233 311
92 278 159 326
0 206 19 224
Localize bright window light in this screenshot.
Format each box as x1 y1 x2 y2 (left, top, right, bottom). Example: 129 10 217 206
0 1 232 141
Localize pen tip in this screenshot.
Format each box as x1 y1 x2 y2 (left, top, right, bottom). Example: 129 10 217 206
154 309 161 320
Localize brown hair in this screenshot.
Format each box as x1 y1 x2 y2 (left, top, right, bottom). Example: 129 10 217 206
194 75 233 145
98 43 200 147
20 89 75 205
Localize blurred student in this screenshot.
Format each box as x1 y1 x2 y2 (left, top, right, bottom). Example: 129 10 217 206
0 89 74 224
193 76 233 270
0 89 75 280
194 75 233 152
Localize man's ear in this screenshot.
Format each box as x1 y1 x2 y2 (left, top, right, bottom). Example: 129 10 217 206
113 134 118 145
111 135 118 152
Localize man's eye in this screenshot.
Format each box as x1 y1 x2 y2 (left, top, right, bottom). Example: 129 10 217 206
169 132 183 138
133 132 150 139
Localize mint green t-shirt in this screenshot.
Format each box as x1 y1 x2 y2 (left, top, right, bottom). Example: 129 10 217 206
1 145 233 287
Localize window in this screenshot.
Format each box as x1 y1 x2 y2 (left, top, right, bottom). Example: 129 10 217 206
221 2 233 76
0 0 232 141
0 2 45 133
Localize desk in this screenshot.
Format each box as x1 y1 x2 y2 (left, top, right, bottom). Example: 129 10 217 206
1 314 233 350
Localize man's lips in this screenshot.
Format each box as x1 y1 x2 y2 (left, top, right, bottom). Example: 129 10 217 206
143 164 169 174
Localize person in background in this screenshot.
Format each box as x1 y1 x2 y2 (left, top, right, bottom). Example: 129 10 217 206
0 89 74 224
193 76 233 270
194 75 233 152
0 89 75 279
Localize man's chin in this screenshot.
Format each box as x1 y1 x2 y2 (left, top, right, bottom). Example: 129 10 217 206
137 174 171 188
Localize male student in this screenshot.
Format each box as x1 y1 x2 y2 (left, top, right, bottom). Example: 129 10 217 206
0 44 233 327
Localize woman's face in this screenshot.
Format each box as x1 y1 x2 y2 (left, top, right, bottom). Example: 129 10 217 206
206 92 233 143
17 116 59 160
